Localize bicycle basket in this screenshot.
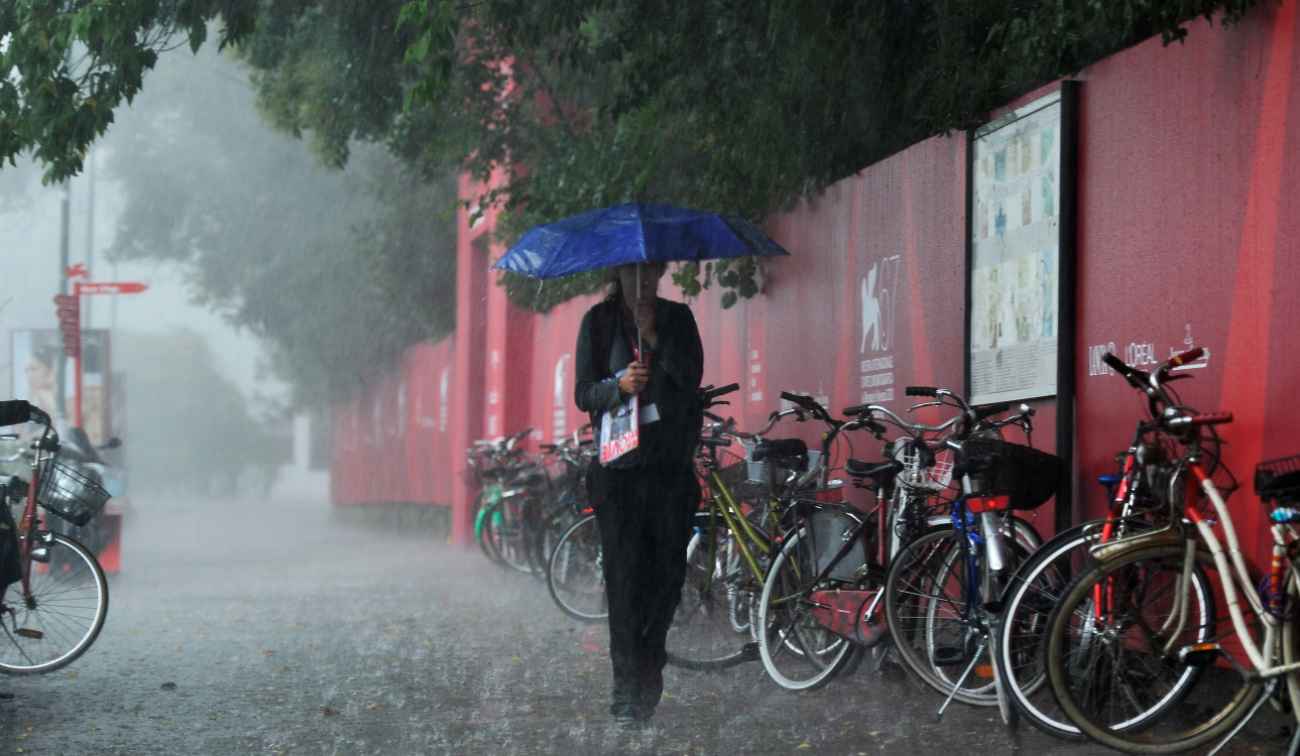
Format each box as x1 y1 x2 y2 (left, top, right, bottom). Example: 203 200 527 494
958 439 1063 511
37 456 111 526
714 458 770 500
1256 454 1300 503
894 441 953 492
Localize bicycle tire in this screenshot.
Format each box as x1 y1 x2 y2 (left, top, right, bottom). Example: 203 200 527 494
477 500 506 566
546 514 607 622
665 512 761 671
486 498 534 575
755 526 861 691
1044 543 1261 754
994 523 1214 740
883 523 1033 708
0 532 109 675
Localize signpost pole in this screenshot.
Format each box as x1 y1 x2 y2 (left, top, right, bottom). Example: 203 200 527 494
74 281 83 429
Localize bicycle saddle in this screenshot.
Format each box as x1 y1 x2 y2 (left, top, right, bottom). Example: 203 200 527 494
846 458 901 485
751 438 807 463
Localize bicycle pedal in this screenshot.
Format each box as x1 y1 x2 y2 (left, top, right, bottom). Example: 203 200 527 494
29 547 49 563
739 642 760 662
14 628 43 640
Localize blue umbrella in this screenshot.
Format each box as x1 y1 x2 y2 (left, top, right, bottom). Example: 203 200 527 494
492 203 789 279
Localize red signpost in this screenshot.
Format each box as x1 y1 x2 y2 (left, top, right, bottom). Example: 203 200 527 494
55 278 148 428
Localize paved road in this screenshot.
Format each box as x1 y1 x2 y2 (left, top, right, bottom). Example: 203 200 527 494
0 495 1289 755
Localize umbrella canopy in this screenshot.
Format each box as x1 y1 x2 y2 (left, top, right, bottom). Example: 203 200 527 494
492 203 789 279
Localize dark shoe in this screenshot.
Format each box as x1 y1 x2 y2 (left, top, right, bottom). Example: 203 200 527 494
638 663 663 710
610 702 651 723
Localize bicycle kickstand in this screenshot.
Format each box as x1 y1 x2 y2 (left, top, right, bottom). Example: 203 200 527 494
936 651 984 720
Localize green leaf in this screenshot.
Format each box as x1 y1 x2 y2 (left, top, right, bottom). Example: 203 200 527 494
188 23 207 55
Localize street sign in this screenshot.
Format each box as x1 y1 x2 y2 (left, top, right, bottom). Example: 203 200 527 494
76 282 148 295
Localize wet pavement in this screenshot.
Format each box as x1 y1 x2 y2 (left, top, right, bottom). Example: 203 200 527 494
0 494 1290 755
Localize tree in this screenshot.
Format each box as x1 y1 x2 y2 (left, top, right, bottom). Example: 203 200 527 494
102 43 457 406
0 0 258 182
1 0 1273 319
114 327 286 497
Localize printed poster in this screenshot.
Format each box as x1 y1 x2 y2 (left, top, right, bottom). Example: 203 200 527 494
969 91 1064 404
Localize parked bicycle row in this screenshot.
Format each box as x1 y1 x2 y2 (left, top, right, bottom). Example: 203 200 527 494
466 349 1300 755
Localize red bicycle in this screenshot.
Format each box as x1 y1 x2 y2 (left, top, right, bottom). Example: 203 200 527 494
0 400 110 674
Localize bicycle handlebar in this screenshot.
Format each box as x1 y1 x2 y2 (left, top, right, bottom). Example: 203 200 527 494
1165 411 1233 430
1103 348 1210 424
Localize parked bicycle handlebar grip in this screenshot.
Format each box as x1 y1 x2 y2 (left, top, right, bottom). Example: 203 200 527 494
0 400 32 427
973 402 1012 420
905 386 938 397
1101 352 1150 390
1166 411 1233 429
702 383 740 401
1168 347 1205 368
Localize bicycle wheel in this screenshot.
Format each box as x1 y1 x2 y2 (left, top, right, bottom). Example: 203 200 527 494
884 525 1031 707
522 497 549 579
1045 544 1262 754
0 532 109 674
756 526 861 691
546 514 607 622
994 523 1214 740
665 513 761 670
485 498 534 575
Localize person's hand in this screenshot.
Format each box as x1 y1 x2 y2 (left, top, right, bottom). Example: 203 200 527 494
618 361 649 395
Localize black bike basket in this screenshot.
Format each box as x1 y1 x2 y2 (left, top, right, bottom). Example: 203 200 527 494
958 439 1064 511
37 456 111 526
1256 454 1300 503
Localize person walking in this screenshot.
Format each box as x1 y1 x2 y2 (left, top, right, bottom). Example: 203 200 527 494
574 261 704 723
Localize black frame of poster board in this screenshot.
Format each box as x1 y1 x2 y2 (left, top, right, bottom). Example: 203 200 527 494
963 80 1079 534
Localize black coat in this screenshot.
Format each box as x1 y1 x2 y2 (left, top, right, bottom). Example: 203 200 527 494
574 296 704 469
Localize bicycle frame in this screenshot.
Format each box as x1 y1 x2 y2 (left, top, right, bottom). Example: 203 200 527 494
14 435 55 602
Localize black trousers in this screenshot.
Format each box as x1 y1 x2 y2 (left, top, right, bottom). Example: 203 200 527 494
592 460 699 708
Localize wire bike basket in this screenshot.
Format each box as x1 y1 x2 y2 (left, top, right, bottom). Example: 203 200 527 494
37 456 111 526
894 441 953 492
958 439 1064 511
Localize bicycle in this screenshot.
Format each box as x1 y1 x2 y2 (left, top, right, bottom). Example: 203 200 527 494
0 400 111 674
540 434 611 622
469 428 543 574
1042 349 1300 754
881 386 1060 721
546 384 769 628
994 347 1215 740
759 387 1042 692
665 384 833 671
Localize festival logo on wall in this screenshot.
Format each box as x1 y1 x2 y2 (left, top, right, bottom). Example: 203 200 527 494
438 367 451 434
552 353 571 441
393 380 407 439
858 255 901 404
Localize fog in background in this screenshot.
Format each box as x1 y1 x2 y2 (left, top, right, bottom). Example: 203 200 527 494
0 43 351 497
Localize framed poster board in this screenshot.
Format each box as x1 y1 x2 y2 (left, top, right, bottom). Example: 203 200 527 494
965 82 1079 532
966 85 1078 406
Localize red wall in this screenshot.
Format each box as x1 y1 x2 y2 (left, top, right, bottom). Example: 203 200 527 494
1073 0 1299 548
334 0 1300 560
